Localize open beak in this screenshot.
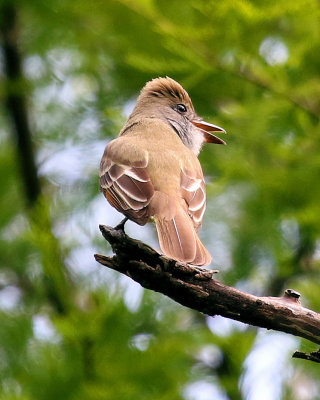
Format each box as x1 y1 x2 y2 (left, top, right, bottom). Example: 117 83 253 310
191 120 226 145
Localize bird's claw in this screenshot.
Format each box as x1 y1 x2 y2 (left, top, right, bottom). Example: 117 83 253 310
114 217 128 232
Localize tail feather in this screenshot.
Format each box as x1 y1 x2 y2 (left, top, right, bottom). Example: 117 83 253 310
155 204 211 266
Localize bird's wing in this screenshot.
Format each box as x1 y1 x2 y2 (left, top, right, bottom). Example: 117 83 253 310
180 166 206 231
99 138 154 225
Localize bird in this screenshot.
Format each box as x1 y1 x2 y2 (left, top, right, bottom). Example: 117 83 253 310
99 77 226 266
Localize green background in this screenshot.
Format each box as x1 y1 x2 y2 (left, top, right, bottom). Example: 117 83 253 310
0 0 320 399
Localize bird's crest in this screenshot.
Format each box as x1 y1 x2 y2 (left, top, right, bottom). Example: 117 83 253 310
141 77 193 108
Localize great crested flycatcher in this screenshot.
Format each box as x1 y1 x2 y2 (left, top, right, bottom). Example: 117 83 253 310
100 77 225 266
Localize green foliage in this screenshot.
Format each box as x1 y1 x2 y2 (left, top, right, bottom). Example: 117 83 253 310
1 0 320 398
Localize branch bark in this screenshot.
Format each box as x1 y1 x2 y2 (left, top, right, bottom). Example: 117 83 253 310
95 225 320 347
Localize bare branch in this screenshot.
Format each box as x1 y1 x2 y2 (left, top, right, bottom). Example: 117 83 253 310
292 350 320 363
95 225 320 348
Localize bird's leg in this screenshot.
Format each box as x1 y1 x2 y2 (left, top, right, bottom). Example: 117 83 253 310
114 217 128 232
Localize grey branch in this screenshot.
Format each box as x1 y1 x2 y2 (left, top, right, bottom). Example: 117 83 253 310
95 225 320 348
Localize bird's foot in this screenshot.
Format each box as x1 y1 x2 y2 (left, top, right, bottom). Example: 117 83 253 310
193 267 219 280
114 217 128 232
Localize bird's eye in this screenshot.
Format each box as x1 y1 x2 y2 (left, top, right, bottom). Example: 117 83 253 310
176 104 187 113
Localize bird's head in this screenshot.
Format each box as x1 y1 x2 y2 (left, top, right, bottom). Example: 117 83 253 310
131 77 226 155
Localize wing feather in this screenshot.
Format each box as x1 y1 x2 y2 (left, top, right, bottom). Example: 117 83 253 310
180 167 206 231
100 139 154 225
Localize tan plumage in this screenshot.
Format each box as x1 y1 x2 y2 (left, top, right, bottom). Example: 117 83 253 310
100 77 226 266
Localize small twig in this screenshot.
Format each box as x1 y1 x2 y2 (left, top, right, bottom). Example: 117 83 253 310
292 350 320 363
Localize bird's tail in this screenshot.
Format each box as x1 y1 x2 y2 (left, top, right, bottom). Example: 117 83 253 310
154 202 211 266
